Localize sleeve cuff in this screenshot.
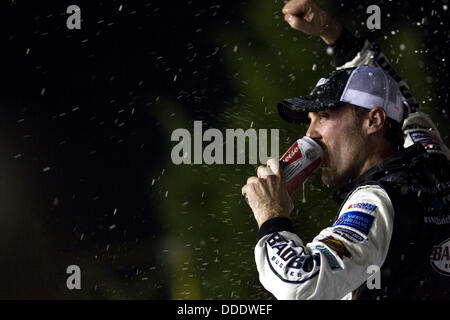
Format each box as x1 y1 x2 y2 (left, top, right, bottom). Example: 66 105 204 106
258 217 295 240
328 28 366 67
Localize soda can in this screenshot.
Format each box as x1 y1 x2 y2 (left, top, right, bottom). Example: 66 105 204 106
280 136 324 195
244 136 324 205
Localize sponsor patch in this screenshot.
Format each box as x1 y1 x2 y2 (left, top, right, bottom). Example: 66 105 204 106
319 236 351 259
333 211 375 236
346 202 377 212
314 245 342 270
430 238 450 276
333 227 366 243
410 131 434 143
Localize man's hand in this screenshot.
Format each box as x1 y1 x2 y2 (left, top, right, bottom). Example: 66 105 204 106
242 158 294 228
282 0 343 45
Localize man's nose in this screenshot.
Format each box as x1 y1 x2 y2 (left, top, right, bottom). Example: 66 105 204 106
306 122 320 139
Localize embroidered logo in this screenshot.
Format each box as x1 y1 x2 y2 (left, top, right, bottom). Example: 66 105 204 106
430 238 450 277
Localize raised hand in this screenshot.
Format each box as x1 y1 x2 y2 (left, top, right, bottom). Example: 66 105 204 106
282 0 343 45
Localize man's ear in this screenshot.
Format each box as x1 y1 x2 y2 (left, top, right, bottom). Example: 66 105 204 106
366 107 387 135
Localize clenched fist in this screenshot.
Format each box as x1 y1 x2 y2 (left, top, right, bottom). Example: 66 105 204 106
242 158 294 228
282 0 343 45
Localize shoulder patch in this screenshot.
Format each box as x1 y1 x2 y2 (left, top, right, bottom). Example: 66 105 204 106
345 202 377 212
332 227 366 243
319 236 352 259
333 211 375 236
314 245 342 271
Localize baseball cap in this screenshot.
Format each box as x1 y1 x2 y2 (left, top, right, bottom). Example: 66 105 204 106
278 66 404 124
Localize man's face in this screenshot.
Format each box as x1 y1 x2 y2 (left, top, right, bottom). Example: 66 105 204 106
306 104 367 187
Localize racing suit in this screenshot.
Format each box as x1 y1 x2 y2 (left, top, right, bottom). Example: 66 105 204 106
255 30 450 300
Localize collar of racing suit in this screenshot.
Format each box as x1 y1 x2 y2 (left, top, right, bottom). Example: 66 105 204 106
333 142 429 204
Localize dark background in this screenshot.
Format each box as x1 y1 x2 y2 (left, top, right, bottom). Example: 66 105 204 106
1 0 449 299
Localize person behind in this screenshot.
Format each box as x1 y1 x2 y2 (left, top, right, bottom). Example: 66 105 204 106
242 0 450 300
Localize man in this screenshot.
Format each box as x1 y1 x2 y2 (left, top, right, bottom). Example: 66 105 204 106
242 0 450 299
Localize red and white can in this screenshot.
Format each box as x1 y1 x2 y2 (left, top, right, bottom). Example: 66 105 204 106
280 136 324 195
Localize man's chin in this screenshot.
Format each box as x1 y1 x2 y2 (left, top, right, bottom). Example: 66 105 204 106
320 168 331 185
321 168 353 188
320 168 337 187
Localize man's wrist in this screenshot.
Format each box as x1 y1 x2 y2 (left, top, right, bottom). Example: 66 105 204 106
320 21 343 45
258 217 295 240
328 27 366 67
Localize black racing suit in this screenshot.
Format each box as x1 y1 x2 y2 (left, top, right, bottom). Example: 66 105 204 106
334 144 450 299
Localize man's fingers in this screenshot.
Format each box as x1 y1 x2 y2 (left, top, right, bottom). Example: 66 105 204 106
241 184 249 197
246 176 259 185
242 177 261 198
304 10 315 22
266 158 281 176
257 166 275 178
282 0 309 16
284 14 310 31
